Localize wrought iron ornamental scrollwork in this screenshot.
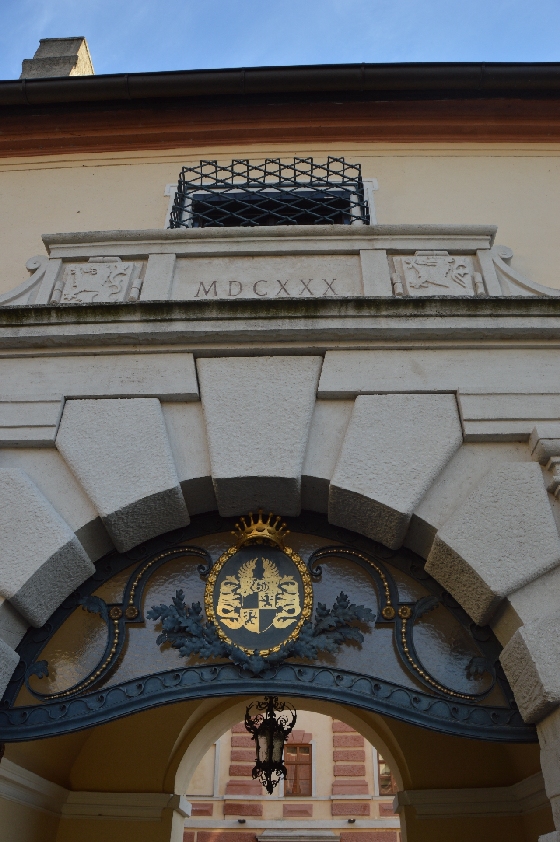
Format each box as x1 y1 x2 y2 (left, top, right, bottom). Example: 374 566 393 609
0 513 534 743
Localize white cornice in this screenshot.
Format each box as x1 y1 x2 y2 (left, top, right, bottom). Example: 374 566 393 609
0 759 67 816
0 759 191 820
395 771 548 818
62 792 191 820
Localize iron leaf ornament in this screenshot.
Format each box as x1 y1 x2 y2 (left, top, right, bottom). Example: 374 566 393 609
147 589 375 676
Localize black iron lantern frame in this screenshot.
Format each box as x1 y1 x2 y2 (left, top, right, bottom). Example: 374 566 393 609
244 696 297 794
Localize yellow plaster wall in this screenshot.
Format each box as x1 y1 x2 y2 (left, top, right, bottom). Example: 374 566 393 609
0 797 59 842
55 812 180 842
187 743 215 796
0 143 559 296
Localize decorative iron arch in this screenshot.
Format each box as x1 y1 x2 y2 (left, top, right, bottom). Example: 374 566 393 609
0 512 535 743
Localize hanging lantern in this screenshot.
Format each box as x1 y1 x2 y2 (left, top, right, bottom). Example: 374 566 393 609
244 696 297 794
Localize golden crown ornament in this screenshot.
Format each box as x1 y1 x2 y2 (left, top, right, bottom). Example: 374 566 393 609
232 510 289 549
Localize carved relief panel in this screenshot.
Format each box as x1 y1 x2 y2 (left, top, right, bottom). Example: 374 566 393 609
391 251 484 297
50 257 143 304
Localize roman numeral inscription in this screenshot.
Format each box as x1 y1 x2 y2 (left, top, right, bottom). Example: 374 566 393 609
172 255 363 300
194 278 338 298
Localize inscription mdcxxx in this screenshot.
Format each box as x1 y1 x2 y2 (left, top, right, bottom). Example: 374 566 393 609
194 278 339 298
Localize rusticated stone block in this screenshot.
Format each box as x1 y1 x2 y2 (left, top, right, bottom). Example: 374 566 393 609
231 749 255 762
0 468 94 628
379 803 397 817
198 356 321 516
333 780 369 795
225 781 263 795
231 735 253 748
198 833 257 842
224 802 263 816
334 735 364 747
334 750 365 762
0 638 19 699
229 765 253 777
287 729 312 743
183 832 195 842
332 802 371 816
501 612 560 722
330 394 462 548
341 833 397 842
191 803 214 816
56 398 189 552
426 462 560 625
232 722 246 732
334 764 366 777
332 721 356 732
283 803 313 817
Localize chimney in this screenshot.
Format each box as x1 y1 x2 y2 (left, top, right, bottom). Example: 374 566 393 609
20 37 94 79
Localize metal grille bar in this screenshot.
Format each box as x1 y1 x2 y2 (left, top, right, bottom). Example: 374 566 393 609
169 157 370 228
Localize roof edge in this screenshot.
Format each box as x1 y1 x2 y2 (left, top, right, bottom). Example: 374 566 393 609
3 62 560 106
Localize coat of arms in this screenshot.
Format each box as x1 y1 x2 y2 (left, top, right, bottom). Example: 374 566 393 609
216 555 302 634
149 511 375 674
205 513 313 656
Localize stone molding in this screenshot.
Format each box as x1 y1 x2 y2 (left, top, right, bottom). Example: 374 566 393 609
0 397 63 447
0 758 67 816
318 349 560 401
395 771 548 817
0 758 191 819
0 353 199 405
187 820 399 829
458 393 560 442
0 300 559 351
3 225 559 307
258 832 339 842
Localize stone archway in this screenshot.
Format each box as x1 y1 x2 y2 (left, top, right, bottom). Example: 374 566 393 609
1 353 560 839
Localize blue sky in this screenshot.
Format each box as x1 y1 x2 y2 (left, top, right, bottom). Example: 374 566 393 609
1 0 560 80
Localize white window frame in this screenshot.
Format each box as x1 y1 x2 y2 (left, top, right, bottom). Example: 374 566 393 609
372 745 380 797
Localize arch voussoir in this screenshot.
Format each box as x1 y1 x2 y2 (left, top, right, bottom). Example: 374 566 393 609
0 467 95 696
425 462 560 626
328 393 462 548
56 397 190 552
197 356 322 517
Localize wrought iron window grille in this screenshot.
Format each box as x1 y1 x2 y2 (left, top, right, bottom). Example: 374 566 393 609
168 158 370 229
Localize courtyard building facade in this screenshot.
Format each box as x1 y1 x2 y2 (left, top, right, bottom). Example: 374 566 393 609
0 36 559 842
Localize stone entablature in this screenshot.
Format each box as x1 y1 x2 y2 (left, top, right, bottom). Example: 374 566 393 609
2 224 558 308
